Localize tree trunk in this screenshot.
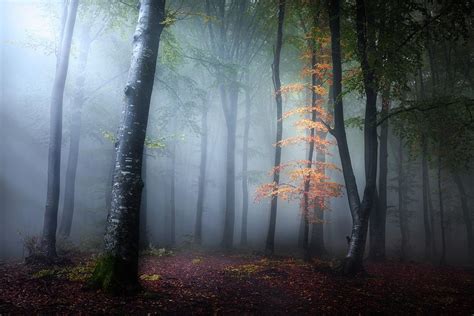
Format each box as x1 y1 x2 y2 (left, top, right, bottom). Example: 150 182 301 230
241 80 251 247
221 85 238 249
139 148 148 249
328 0 378 274
397 138 409 261
421 137 433 261
169 131 177 247
298 214 305 248
41 0 79 258
105 147 115 214
302 46 319 260
58 26 91 238
195 107 208 245
438 154 446 265
369 94 390 261
265 0 286 255
310 85 333 257
90 0 165 294
452 172 474 264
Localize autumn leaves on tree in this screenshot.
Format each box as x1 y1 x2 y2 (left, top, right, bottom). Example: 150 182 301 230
257 22 342 259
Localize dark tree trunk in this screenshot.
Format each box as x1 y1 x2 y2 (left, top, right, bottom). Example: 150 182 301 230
298 214 305 248
90 0 165 294
310 85 333 257
421 137 433 261
452 172 474 264
397 137 409 261
302 46 319 260
41 0 79 257
369 94 390 261
58 26 91 238
438 154 446 265
221 85 238 249
265 0 286 255
195 107 208 245
328 0 378 274
418 68 434 261
241 80 251 247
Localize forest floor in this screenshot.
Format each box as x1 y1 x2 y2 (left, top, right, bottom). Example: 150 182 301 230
0 250 473 314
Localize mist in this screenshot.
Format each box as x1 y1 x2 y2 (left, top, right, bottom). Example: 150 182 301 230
1 0 473 314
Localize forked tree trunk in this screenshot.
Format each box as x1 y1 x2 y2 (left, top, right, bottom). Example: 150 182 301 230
265 0 286 255
328 0 378 274
90 0 165 294
195 106 208 244
241 81 251 246
42 0 79 257
59 25 91 238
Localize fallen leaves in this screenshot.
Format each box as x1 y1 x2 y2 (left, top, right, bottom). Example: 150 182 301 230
0 252 473 314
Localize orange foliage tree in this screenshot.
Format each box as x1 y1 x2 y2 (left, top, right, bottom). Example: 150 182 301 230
256 39 342 254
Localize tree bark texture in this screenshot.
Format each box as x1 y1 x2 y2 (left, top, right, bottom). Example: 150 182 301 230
91 0 165 294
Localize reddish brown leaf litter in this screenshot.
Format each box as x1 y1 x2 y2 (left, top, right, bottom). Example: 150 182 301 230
1 252 473 314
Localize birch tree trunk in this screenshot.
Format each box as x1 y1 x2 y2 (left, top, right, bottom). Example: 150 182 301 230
41 0 79 258
90 0 165 294
139 148 148 249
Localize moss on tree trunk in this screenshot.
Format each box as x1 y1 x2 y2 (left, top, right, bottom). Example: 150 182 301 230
89 254 140 295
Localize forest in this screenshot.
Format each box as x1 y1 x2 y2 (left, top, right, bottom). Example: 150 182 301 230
0 0 474 314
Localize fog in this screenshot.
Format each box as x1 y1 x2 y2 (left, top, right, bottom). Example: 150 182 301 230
0 0 472 267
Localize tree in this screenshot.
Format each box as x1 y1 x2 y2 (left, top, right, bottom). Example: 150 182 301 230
90 0 166 294
194 98 208 245
201 0 272 249
326 0 379 274
265 0 286 255
258 47 341 259
59 1 134 238
41 0 79 258
240 75 251 247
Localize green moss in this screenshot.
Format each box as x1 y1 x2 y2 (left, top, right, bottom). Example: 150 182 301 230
32 268 57 279
89 254 120 294
88 254 139 295
139 274 161 281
